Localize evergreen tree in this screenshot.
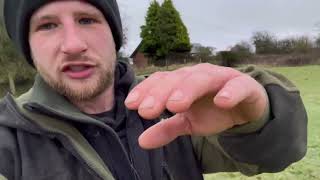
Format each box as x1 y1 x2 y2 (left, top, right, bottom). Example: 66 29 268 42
157 0 191 58
140 0 161 55
140 0 191 59
161 0 191 52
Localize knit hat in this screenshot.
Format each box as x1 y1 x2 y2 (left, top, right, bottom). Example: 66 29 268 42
3 0 123 66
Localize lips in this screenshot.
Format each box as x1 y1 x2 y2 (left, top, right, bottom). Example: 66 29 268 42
62 63 95 79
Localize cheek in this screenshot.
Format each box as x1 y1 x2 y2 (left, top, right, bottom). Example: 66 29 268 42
100 38 116 61
30 38 61 77
30 38 49 60
29 38 42 58
30 32 61 52
90 28 116 55
29 35 60 63
95 36 114 50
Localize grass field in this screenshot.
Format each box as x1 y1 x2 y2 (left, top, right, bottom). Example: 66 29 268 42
205 65 320 180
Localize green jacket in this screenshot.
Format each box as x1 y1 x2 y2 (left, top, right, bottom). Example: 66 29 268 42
0 63 307 180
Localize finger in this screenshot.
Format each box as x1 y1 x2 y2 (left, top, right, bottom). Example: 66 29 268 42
214 75 262 108
166 67 240 113
138 113 191 149
214 75 268 121
125 71 169 109
137 68 192 119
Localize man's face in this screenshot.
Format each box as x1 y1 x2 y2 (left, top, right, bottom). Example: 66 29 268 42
29 0 117 101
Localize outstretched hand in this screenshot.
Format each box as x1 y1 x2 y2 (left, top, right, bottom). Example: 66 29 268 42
125 63 268 149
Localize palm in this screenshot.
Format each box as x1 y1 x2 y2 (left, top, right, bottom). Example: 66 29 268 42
179 94 249 136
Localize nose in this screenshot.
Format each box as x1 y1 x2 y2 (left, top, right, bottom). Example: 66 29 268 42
60 24 88 55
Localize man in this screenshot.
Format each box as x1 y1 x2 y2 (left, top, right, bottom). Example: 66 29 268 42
0 0 307 180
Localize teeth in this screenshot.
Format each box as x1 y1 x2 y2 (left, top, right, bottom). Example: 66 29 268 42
69 66 87 72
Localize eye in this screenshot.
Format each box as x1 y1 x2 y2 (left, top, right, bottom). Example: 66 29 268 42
79 17 98 25
37 23 57 31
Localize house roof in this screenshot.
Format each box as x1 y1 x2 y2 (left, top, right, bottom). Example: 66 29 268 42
130 42 201 57
130 41 143 58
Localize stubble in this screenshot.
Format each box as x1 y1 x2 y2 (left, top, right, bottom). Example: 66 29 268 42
36 59 116 102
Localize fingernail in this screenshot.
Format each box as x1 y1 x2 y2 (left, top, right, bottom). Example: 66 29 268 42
169 90 184 101
140 96 155 109
125 91 140 104
218 91 231 99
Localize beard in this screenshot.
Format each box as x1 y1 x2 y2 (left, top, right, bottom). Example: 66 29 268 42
37 60 116 102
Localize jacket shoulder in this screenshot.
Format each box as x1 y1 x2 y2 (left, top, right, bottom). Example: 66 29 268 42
0 126 20 180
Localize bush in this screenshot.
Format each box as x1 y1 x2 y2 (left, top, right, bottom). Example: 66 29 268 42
217 51 241 67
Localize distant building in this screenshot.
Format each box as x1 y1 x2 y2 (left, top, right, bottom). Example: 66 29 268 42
130 42 213 68
130 42 149 68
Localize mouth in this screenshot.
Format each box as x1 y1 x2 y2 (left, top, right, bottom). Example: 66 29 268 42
62 63 95 79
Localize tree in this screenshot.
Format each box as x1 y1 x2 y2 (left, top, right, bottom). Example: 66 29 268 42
157 0 191 57
252 31 277 54
140 0 161 55
191 43 215 62
276 38 295 54
0 20 35 95
276 36 313 54
0 0 3 19
161 0 191 52
140 0 191 60
230 41 253 57
117 0 131 58
293 36 313 53
117 26 129 58
217 51 239 67
315 35 320 48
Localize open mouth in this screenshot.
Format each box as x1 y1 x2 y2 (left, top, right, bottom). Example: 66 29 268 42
62 64 95 79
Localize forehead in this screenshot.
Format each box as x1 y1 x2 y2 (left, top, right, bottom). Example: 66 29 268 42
31 0 103 20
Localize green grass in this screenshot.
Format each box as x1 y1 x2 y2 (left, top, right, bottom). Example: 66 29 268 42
205 65 320 180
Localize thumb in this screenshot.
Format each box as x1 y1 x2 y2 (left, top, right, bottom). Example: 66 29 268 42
138 114 191 149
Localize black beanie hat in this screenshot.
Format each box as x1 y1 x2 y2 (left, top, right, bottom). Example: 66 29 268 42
4 0 123 66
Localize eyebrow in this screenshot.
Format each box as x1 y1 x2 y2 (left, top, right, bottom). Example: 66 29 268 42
30 15 57 25
32 11 102 21
74 11 102 18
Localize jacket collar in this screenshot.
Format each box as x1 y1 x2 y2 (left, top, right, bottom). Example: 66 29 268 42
30 74 81 114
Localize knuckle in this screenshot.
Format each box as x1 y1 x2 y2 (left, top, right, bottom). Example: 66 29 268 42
148 86 165 96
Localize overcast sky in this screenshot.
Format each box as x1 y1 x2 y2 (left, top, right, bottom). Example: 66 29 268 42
118 0 320 55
